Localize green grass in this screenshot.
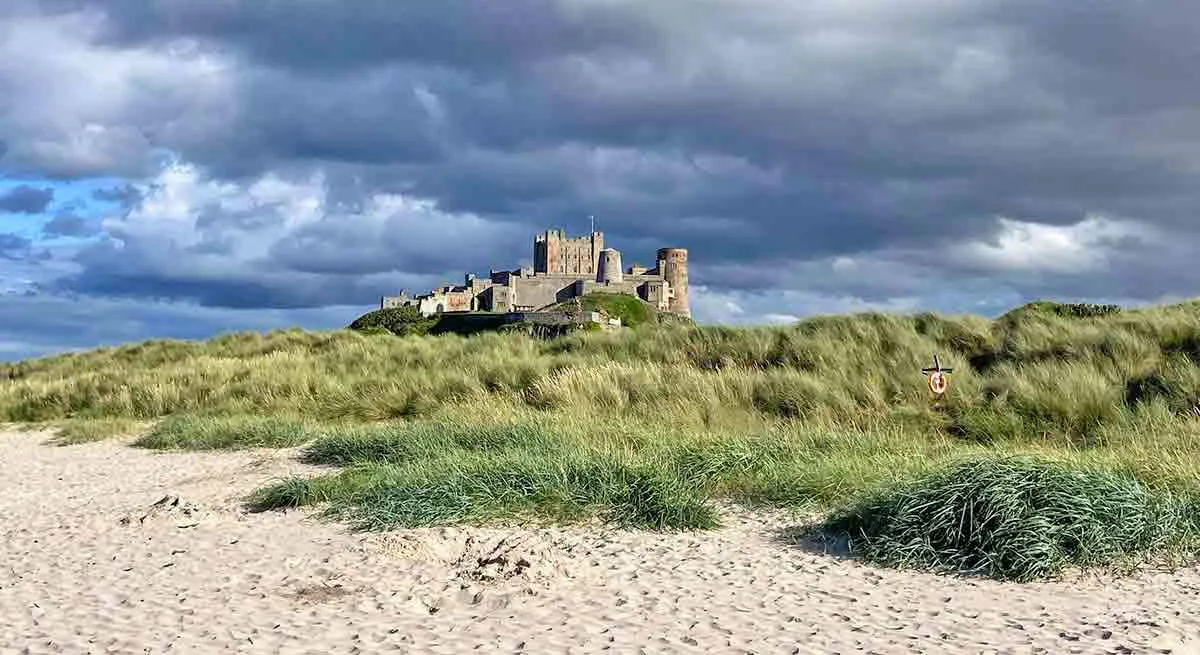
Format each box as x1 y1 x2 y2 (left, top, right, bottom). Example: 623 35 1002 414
301 422 559 465
253 455 721 531
249 420 956 531
348 306 437 336
45 417 145 445
4 298 1200 579
133 414 318 450
822 456 1199 582
549 292 675 328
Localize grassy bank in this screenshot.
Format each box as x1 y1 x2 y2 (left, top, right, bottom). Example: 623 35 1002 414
3 299 1199 578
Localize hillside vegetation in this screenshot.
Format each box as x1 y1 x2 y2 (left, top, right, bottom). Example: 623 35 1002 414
349 292 688 337
3 299 1200 579
544 292 692 328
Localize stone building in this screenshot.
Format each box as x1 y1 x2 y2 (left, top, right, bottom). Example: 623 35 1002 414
382 228 690 318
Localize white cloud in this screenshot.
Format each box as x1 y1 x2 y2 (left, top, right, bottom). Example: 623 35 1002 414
954 216 1155 274
691 285 923 324
106 161 324 260
831 256 857 272
64 158 529 308
0 10 235 176
413 85 448 125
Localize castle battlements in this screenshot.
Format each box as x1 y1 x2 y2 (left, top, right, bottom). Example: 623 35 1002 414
382 228 690 318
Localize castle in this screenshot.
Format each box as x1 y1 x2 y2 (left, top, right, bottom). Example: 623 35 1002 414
381 229 690 318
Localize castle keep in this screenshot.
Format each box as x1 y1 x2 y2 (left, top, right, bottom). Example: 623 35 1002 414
382 229 690 318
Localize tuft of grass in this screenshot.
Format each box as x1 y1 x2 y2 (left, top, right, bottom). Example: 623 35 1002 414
252 452 720 531
47 417 146 445
134 414 318 450
268 422 723 530
822 456 1198 582
247 476 346 510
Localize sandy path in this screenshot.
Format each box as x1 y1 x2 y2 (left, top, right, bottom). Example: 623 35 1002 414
2 428 1199 655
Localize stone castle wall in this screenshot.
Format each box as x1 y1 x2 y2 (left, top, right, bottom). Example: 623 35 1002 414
534 229 604 276
382 229 689 319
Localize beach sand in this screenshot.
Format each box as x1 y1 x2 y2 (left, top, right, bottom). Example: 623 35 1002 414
2 428 1198 654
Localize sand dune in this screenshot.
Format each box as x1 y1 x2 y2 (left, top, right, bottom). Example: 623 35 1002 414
2 428 1198 654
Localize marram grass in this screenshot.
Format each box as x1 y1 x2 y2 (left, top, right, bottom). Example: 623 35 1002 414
133 414 317 450
250 420 964 531
4 299 1200 579
822 456 1200 582
5 302 1200 443
301 421 559 466
253 436 724 532
42 417 146 445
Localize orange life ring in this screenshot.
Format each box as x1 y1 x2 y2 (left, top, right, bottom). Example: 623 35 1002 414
928 371 949 395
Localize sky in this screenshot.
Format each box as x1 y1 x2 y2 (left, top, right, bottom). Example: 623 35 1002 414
2 1 1198 361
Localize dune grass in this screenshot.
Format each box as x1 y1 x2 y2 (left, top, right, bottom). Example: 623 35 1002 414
5 300 1198 437
3 299 1200 578
248 419 965 531
133 414 318 451
254 455 723 531
822 456 1200 582
42 417 146 445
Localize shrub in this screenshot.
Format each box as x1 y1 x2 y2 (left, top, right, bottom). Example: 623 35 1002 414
822 456 1195 581
1003 301 1124 321
348 306 436 336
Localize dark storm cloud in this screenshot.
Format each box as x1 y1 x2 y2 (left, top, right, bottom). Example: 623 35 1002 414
91 184 142 207
58 232 378 309
41 213 97 237
58 245 441 311
3 0 1200 324
0 233 33 260
0 293 362 362
267 208 529 278
40 0 664 73
133 1 1200 245
0 185 54 214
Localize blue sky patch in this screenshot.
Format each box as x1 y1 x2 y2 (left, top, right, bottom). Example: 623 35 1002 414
0 176 128 243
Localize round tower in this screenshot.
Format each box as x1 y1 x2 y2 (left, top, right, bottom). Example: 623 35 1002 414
657 248 690 317
597 248 623 284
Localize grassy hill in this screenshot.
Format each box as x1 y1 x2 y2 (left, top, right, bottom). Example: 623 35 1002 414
544 292 694 328
4 299 1200 580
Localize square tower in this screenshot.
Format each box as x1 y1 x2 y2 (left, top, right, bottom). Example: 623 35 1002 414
533 229 604 275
